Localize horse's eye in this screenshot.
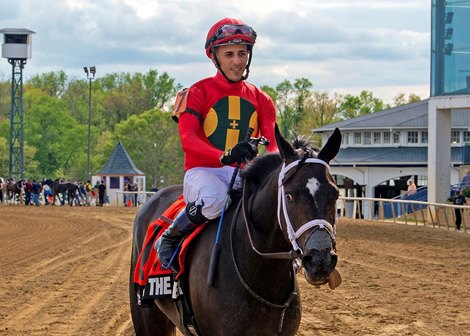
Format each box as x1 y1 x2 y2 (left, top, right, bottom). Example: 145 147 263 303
286 194 294 202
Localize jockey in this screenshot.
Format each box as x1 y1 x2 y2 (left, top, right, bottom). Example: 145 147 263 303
155 18 279 267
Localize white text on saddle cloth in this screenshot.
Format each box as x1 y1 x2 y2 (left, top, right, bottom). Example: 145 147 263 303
143 276 183 300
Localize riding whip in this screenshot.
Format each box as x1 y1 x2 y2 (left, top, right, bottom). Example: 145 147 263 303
207 127 254 286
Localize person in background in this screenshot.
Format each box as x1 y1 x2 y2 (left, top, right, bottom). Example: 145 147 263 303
461 169 470 188
154 17 278 267
31 180 40 206
97 180 107 207
406 179 417 196
42 181 51 205
452 190 466 231
0 178 4 203
84 180 92 205
24 179 33 205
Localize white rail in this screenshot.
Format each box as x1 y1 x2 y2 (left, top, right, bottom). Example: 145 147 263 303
338 196 470 233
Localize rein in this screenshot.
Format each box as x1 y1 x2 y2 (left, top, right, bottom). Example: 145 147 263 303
227 157 336 334
230 198 298 335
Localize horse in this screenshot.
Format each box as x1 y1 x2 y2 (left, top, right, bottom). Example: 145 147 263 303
129 125 342 336
43 179 81 206
6 178 23 205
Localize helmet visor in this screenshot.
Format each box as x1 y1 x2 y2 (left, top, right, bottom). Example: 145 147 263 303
205 24 257 49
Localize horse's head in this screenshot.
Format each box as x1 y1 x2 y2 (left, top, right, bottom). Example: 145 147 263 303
275 125 341 288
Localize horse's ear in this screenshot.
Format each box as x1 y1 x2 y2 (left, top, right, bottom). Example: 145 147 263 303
275 123 296 160
318 128 341 164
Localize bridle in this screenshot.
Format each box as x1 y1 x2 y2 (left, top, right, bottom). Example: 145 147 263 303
241 157 336 260
277 158 336 255
230 156 337 334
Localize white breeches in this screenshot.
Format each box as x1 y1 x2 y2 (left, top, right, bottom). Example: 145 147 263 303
183 166 242 220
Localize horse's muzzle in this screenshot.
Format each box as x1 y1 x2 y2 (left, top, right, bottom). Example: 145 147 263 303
302 230 337 286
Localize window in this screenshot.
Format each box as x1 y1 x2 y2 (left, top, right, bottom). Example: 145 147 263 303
373 132 381 144
354 132 362 144
393 131 400 144
364 132 371 145
417 175 428 186
451 131 460 143
342 133 349 145
421 131 428 144
110 176 120 189
383 131 391 144
464 131 470 143
407 131 419 144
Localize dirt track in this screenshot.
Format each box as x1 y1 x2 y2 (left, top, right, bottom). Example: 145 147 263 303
0 205 469 336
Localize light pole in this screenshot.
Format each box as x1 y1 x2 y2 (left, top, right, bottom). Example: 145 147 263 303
83 65 96 187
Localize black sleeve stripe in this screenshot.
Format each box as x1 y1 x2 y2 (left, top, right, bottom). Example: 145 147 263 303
171 107 203 124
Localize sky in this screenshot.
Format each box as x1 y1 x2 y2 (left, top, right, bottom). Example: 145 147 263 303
0 0 431 104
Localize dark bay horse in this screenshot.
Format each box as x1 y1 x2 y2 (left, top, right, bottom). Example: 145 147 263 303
130 125 342 335
6 178 23 204
43 179 81 206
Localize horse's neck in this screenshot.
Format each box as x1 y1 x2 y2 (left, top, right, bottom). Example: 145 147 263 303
233 179 294 301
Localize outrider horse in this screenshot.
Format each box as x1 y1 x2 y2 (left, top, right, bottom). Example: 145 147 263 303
130 125 342 335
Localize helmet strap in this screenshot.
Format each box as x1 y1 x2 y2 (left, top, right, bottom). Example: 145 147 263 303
211 46 253 83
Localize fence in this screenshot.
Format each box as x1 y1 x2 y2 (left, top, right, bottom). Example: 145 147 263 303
115 191 156 207
114 191 468 233
338 196 470 233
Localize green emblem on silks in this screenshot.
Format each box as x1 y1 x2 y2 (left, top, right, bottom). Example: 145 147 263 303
204 96 258 151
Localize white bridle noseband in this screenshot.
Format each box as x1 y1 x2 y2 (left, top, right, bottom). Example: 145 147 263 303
277 158 336 254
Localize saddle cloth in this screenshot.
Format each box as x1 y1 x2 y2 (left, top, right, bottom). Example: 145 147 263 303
133 194 206 302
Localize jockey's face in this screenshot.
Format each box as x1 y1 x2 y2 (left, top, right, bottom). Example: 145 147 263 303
213 44 249 82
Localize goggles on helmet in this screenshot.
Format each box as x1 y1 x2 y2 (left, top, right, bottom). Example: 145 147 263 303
205 24 257 49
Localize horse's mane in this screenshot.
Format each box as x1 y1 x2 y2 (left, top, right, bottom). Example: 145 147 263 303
241 135 319 186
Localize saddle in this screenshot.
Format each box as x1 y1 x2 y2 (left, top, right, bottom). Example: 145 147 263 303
133 194 206 303
133 194 207 335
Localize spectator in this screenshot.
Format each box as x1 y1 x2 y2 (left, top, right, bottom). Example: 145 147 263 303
452 190 467 231
31 180 40 206
128 182 138 207
24 179 33 205
0 178 4 203
97 180 107 207
406 179 417 196
84 180 92 205
42 182 52 205
462 169 470 187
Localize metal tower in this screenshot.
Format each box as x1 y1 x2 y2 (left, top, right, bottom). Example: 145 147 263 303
8 58 26 179
0 28 35 179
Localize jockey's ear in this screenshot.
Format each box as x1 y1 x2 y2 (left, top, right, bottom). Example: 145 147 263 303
275 124 295 161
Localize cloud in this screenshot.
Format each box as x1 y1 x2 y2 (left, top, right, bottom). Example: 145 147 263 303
0 0 431 103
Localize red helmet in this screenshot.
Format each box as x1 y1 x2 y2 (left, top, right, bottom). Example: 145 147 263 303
205 18 257 58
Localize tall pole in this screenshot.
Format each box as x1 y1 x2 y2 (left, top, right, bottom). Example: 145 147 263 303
83 66 96 183
83 66 96 207
87 75 91 182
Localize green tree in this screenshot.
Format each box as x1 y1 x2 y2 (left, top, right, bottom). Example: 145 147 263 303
29 71 68 98
393 93 422 106
338 90 389 119
25 91 89 179
295 91 340 139
106 109 184 188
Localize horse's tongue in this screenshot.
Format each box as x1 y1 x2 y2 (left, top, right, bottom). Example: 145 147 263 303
328 268 342 290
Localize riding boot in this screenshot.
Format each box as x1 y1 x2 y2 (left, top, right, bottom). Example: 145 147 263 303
154 209 199 269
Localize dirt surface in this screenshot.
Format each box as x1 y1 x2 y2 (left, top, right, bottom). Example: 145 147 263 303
1 205 469 336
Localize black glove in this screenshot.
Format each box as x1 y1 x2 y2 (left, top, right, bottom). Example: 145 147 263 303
220 141 258 165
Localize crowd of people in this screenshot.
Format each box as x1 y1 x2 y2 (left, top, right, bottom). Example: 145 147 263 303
0 178 108 207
